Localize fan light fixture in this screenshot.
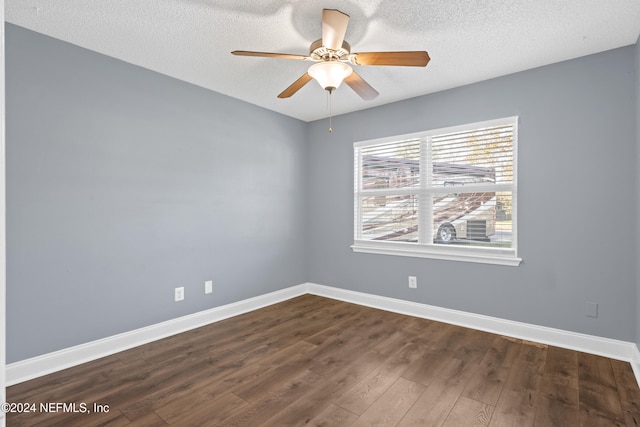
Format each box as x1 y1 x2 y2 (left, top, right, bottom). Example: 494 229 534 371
308 61 352 92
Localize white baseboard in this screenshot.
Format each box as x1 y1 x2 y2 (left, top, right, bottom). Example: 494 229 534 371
631 345 640 384
7 282 640 389
6 284 309 386
306 283 640 387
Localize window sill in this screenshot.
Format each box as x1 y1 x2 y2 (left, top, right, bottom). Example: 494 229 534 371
351 241 522 267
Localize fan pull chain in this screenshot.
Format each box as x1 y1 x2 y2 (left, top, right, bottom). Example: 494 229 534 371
328 89 333 133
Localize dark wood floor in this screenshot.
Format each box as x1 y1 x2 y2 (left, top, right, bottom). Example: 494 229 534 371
6 294 640 426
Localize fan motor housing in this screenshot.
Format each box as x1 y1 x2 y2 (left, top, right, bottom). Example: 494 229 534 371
309 39 351 61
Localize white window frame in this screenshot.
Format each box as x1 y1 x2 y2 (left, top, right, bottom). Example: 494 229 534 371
352 117 521 266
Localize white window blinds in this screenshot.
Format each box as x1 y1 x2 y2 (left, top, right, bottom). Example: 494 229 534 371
353 117 520 266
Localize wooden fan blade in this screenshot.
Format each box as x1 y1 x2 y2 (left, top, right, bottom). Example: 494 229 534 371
351 51 430 67
322 9 350 51
278 73 314 98
231 51 309 61
344 71 379 101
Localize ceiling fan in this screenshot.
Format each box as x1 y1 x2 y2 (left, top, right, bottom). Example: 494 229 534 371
231 9 430 100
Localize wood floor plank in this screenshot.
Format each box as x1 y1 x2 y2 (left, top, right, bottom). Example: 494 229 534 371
612 360 640 427
400 322 466 387
208 304 338 359
535 346 580 427
154 391 248 426
259 350 388 426
442 395 494 427
401 315 438 337
335 336 427 415
542 346 579 387
118 348 241 420
491 388 537 427
304 316 362 344
304 403 359 427
127 411 169 426
6 295 640 427
578 352 626 424
307 334 371 377
489 341 546 426
216 370 324 427
93 348 246 411
368 329 418 359
535 393 580 427
463 335 522 405
118 349 252 421
316 333 371 368
212 341 316 394
350 377 425 427
451 328 497 365
230 346 319 403
221 333 316 374
397 356 479 427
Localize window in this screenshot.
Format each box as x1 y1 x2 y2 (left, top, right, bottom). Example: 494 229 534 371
353 117 520 266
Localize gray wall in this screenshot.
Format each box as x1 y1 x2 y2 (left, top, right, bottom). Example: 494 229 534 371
6 24 308 363
307 45 637 342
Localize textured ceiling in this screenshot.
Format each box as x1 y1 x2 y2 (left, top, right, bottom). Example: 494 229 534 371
5 0 640 122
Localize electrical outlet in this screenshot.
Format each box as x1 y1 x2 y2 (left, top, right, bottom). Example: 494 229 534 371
205 280 213 294
175 287 184 302
408 276 417 289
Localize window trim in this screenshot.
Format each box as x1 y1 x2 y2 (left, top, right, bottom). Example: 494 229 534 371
352 117 521 266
